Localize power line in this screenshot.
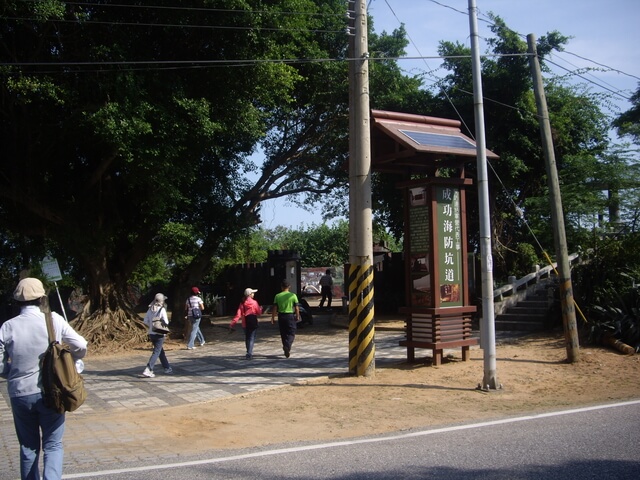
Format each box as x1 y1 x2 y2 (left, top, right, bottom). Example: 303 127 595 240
473 8 639 98
562 49 640 84
16 0 344 18
5 16 345 34
544 51 630 100
425 0 468 17
544 57 632 101
378 0 637 114
0 54 531 69
382 0 474 141
6 0 637 106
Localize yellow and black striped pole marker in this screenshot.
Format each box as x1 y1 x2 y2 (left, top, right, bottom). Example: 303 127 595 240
348 263 375 376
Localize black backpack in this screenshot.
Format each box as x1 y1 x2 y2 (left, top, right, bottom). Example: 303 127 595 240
41 312 87 414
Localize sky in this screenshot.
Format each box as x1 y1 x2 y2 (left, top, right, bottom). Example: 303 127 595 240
260 0 640 229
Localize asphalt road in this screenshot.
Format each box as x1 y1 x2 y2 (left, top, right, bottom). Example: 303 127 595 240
63 400 640 480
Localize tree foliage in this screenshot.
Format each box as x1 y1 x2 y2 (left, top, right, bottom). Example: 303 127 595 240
1 1 421 343
427 16 615 279
215 219 400 272
613 83 640 144
0 0 358 345
3 4 635 346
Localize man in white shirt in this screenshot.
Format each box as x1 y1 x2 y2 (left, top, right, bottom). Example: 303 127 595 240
0 277 87 479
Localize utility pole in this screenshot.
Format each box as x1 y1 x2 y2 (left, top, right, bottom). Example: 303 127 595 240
527 34 580 362
347 0 375 376
468 0 499 390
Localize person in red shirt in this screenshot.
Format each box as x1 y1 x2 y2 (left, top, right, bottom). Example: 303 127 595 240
229 288 263 359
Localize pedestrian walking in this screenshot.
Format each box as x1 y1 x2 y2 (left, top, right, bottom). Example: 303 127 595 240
141 293 173 377
229 288 263 359
271 280 300 358
0 277 88 480
185 287 205 350
319 269 334 309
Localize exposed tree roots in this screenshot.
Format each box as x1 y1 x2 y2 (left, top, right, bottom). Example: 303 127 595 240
72 309 148 354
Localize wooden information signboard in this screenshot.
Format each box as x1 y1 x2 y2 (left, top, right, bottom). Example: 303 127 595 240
400 179 477 365
369 109 497 366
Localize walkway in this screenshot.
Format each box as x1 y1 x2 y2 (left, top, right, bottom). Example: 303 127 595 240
0 313 420 479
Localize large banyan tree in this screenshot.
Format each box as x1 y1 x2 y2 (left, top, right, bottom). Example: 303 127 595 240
1 0 393 349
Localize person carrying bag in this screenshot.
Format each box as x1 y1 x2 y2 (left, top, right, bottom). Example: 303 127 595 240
141 293 173 378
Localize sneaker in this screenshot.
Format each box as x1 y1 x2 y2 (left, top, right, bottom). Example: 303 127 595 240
199 341 206 346
284 349 290 358
187 346 195 350
245 354 252 360
164 367 173 374
141 367 155 378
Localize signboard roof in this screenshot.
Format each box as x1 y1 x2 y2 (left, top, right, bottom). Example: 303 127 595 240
371 109 499 173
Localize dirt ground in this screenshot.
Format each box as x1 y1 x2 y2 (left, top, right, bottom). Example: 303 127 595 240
86 324 640 454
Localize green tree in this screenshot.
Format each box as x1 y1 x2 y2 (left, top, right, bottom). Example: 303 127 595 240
322 20 436 235
1 1 421 345
613 83 640 144
0 0 355 346
415 16 613 279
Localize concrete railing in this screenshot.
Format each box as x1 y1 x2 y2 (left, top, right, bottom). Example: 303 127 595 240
493 253 580 316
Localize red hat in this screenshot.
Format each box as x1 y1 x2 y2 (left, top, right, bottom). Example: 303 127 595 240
191 286 200 294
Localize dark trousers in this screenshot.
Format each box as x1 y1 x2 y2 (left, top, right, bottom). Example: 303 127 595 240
277 313 297 353
320 286 332 308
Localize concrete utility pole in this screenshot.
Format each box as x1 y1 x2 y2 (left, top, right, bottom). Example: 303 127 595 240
347 0 375 377
468 0 499 390
527 34 580 363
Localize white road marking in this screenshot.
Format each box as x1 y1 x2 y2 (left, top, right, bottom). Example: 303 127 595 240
63 399 640 478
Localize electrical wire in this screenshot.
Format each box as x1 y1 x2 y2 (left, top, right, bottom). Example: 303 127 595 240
562 49 640 83
473 7 638 100
16 0 345 18
1 54 533 69
5 16 345 33
374 0 630 306
543 57 633 101
380 0 474 138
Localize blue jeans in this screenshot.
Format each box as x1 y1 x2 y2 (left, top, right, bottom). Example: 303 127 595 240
244 315 258 357
147 334 170 370
187 316 202 348
10 393 65 480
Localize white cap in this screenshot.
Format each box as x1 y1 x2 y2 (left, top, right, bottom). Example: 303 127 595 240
244 288 258 297
154 293 168 303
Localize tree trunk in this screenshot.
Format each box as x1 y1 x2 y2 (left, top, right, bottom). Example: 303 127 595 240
168 232 227 328
72 254 147 353
603 334 635 355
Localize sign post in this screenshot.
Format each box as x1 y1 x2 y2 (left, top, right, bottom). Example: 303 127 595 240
41 256 68 322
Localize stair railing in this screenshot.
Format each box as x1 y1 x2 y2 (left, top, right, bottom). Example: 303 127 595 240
492 253 580 315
